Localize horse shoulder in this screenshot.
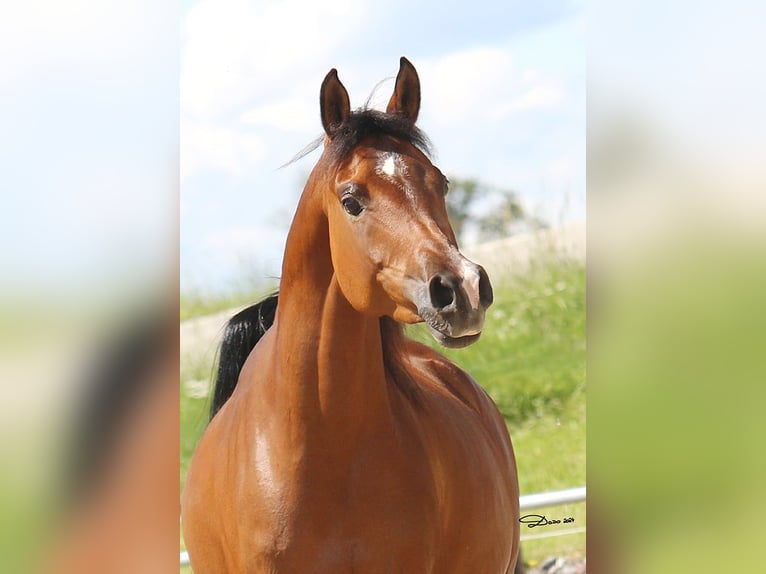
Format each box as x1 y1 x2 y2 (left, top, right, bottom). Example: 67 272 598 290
400 339 516 473
396 340 519 571
402 339 494 416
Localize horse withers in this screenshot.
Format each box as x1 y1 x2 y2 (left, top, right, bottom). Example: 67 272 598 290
182 57 520 573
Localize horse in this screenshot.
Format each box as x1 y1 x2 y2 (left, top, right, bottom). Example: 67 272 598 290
182 57 520 573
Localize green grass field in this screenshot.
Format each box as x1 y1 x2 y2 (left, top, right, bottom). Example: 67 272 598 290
180 260 585 570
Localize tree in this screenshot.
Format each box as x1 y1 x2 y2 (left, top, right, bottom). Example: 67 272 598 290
444 177 482 242
445 177 544 245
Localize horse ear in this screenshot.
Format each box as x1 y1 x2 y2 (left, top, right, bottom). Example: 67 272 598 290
386 57 421 123
320 68 351 137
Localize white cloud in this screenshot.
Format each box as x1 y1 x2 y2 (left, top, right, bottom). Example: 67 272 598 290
181 119 266 182
417 47 516 125
0 1 168 80
202 226 287 272
180 0 366 181
181 0 365 120
240 98 316 133
545 155 577 181
416 46 566 127
495 85 565 117
205 226 283 250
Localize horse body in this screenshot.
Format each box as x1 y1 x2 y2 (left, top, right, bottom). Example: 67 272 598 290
183 58 519 573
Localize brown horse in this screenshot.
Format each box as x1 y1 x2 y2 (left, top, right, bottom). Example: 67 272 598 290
182 57 520 573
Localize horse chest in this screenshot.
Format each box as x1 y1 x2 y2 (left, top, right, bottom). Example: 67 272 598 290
241 415 510 572
243 446 439 572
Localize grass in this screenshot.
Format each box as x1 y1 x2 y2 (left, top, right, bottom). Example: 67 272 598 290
180 284 274 322
406 261 586 426
179 260 585 569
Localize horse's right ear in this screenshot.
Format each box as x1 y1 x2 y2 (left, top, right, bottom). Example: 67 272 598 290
320 68 350 137
386 57 420 123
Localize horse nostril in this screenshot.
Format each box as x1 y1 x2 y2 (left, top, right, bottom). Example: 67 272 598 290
429 274 457 310
478 266 493 308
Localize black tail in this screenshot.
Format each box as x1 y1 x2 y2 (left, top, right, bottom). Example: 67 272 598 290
209 294 278 421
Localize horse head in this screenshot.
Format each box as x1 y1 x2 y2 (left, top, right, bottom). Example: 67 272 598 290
316 57 493 348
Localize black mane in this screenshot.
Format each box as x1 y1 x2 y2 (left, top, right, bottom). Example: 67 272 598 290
328 108 433 161
210 295 278 421
287 108 433 166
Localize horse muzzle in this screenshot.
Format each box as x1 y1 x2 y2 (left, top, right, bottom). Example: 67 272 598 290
418 261 493 349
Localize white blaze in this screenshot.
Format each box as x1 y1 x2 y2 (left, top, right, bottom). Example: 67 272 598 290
376 152 414 201
462 259 482 311
382 155 396 176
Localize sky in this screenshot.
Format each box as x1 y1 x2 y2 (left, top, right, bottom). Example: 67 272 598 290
3 1 761 300
0 1 178 303
180 0 586 293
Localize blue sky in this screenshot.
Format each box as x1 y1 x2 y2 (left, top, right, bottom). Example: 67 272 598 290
180 0 586 293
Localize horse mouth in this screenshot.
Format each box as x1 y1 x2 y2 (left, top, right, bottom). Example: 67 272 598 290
418 307 484 349
427 325 482 348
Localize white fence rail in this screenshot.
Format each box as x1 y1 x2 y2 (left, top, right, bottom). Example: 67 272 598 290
180 486 585 568
519 486 586 510
518 486 587 543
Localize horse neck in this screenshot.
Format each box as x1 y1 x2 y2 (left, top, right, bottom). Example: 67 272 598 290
274 169 392 439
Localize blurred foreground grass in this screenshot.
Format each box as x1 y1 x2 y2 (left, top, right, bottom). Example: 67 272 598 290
180 260 586 568
588 237 766 573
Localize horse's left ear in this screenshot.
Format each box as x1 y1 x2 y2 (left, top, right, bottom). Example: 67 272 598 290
386 57 421 123
320 68 351 137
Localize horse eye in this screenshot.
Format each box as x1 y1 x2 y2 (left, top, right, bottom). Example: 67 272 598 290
341 195 364 216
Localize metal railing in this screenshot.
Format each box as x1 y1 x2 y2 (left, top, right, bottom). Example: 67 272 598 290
518 486 587 543
519 486 586 510
180 486 586 567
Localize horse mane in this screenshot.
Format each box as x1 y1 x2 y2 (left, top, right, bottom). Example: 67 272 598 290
210 294 278 421
209 295 421 421
285 107 434 167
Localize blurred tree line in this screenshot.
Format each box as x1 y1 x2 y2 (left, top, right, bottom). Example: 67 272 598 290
445 177 547 245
